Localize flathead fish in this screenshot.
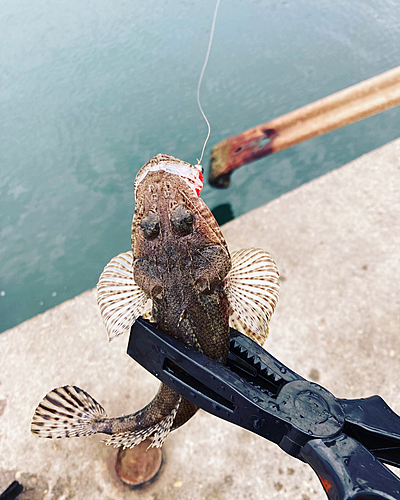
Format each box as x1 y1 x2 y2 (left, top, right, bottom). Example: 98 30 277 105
31 154 279 449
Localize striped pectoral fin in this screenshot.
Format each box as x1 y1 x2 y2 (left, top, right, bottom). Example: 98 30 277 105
31 386 107 439
229 310 270 344
102 396 182 450
225 248 280 346
97 251 150 341
141 302 155 322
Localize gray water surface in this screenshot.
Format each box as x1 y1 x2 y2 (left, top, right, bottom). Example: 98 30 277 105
1 0 400 332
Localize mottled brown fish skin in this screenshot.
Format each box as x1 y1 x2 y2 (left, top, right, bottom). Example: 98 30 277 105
131 156 232 430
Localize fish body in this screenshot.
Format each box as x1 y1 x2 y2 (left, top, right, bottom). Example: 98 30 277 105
132 156 231 362
31 154 280 449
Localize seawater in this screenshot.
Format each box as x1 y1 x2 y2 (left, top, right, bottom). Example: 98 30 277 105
1 0 400 332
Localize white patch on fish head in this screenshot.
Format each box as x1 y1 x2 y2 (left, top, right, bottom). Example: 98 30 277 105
134 154 203 198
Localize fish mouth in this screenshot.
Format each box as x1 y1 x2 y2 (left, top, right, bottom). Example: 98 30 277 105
134 154 204 198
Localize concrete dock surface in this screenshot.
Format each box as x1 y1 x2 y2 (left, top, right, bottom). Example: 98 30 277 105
1 138 400 499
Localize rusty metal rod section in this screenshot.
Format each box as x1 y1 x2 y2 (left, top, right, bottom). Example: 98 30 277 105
209 66 400 187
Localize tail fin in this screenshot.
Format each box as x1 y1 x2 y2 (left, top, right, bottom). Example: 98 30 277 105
31 385 107 439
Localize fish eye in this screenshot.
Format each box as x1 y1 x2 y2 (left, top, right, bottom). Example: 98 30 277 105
170 204 194 235
140 211 160 240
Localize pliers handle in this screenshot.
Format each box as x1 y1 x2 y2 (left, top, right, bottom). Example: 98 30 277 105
128 318 400 500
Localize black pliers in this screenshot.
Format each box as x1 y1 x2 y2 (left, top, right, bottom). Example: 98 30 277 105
128 318 400 500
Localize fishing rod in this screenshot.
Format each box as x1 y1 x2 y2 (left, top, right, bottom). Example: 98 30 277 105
208 66 400 188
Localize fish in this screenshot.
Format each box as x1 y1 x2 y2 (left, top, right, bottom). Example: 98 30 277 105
31 154 279 449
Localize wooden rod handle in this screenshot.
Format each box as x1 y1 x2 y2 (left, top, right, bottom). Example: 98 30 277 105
209 66 400 187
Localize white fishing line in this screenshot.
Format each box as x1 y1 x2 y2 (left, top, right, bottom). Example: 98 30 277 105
196 0 221 166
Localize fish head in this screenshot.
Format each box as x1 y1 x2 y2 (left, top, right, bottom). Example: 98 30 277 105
131 154 231 339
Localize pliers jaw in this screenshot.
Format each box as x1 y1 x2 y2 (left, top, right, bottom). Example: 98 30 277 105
128 318 400 500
